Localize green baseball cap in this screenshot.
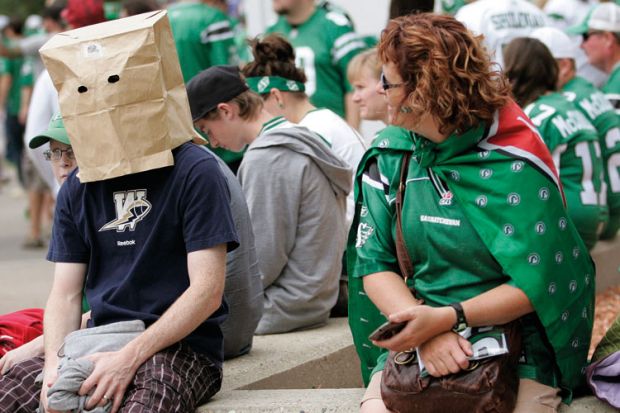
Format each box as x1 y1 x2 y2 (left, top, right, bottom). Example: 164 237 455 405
567 3 620 35
29 113 71 149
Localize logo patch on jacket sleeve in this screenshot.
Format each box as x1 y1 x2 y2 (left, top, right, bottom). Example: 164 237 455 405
355 223 374 248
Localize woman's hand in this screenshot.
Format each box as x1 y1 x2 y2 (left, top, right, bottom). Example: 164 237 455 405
418 331 472 377
372 305 455 351
0 335 44 375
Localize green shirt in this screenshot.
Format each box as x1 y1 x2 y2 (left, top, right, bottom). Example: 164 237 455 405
168 2 242 167
348 102 594 400
168 2 238 83
525 93 607 249
266 7 366 118
563 76 620 237
0 45 26 116
602 63 620 116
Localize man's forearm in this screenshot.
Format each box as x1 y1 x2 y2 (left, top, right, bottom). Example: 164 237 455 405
43 285 83 371
124 283 223 367
121 245 227 367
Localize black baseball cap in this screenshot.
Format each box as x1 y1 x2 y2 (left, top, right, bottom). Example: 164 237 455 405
186 65 249 122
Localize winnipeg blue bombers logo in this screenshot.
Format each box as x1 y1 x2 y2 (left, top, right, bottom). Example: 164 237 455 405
99 190 152 232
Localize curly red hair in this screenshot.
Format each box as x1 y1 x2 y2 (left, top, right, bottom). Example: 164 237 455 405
378 13 511 135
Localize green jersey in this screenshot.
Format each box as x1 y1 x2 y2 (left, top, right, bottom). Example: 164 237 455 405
169 2 242 167
266 7 366 118
525 93 607 249
0 44 28 116
168 2 237 83
602 63 620 116
563 76 620 239
348 102 594 399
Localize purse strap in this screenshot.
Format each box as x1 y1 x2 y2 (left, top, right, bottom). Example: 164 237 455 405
394 152 415 296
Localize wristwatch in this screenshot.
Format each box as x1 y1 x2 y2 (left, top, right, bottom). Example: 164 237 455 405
448 302 468 332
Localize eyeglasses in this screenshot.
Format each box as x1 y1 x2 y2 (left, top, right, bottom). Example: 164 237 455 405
43 148 75 161
381 72 403 90
583 31 604 41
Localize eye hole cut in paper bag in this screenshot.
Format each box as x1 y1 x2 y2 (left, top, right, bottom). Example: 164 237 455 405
39 10 204 182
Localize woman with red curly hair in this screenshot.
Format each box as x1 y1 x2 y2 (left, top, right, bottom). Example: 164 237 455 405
347 13 594 413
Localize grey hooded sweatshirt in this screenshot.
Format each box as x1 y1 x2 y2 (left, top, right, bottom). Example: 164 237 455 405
238 117 352 334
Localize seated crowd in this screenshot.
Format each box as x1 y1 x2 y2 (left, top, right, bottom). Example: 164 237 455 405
0 0 619 413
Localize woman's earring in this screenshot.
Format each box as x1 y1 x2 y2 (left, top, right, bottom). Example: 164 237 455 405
399 106 412 113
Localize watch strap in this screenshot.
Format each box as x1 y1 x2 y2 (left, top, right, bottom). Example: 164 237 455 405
448 302 467 332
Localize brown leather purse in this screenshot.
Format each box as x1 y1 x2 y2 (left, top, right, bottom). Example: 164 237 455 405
379 153 521 413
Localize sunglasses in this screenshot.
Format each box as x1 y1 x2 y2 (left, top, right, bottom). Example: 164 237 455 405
380 72 403 90
583 31 604 41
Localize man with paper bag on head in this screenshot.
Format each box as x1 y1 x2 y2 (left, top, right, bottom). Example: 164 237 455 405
0 11 239 413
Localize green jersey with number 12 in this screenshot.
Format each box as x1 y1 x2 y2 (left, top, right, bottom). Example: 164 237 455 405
525 92 607 249
563 76 620 239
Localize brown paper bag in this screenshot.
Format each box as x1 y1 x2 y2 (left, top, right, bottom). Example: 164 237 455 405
40 10 202 182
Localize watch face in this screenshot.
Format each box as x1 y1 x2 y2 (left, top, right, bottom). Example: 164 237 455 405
454 321 468 332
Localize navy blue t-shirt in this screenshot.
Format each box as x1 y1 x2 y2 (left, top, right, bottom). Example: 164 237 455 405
48 143 239 367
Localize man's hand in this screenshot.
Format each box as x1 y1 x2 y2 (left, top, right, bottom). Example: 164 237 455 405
41 367 59 413
372 305 455 352
418 332 472 377
0 335 44 375
79 348 141 413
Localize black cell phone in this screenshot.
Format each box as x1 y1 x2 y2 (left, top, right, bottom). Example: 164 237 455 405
368 321 407 341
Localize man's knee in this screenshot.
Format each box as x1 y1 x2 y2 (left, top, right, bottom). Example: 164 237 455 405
120 345 222 412
0 357 44 413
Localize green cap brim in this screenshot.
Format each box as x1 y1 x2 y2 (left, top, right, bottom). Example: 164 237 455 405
566 21 589 35
29 127 71 149
566 7 594 35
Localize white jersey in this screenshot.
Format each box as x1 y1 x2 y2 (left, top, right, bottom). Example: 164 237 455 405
23 70 61 197
456 0 548 68
299 108 366 229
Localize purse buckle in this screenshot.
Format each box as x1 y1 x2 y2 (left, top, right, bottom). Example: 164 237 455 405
394 350 417 365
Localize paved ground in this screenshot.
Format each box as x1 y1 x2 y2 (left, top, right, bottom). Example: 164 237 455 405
0 179 54 314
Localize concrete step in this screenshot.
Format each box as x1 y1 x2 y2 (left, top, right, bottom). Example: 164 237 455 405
198 390 616 413
590 238 620 293
221 317 362 392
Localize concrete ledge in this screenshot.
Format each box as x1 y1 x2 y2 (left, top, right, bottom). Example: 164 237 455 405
590 238 620 292
198 389 363 413
198 390 616 413
221 318 362 392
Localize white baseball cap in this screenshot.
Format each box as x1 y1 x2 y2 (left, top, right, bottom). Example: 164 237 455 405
567 2 620 35
529 27 578 60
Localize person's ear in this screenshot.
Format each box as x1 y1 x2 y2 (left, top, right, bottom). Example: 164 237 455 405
269 89 285 108
218 102 235 120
